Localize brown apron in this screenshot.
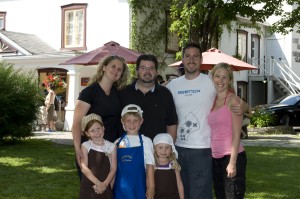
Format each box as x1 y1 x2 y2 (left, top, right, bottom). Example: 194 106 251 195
79 149 113 199
154 169 180 199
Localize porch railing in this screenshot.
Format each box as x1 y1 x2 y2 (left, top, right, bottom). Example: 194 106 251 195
249 58 300 94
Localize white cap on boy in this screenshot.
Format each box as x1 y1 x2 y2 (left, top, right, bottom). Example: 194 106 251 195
121 104 143 118
153 133 178 158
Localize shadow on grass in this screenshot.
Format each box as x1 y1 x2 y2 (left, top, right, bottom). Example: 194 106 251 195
245 146 300 199
1 140 299 199
0 139 79 199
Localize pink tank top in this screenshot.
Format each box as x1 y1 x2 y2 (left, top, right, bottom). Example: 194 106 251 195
207 93 244 158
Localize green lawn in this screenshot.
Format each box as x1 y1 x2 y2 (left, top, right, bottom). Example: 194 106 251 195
244 146 300 199
0 139 299 198
0 139 79 199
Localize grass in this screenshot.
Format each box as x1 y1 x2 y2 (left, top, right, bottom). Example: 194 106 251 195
0 139 299 198
0 139 79 199
244 146 300 199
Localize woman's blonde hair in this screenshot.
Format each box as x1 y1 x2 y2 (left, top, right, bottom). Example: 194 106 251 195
89 55 129 89
154 149 181 172
211 62 235 93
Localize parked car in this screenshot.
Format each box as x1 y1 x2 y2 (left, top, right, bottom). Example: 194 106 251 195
263 94 300 126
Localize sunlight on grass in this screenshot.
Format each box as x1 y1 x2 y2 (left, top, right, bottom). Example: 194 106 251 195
30 166 71 173
0 157 32 166
1 140 299 199
0 139 79 199
247 192 287 199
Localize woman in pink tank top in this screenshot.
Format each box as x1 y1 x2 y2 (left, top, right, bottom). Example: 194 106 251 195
208 62 247 199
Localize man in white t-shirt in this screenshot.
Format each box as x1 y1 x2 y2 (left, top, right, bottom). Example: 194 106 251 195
167 42 246 199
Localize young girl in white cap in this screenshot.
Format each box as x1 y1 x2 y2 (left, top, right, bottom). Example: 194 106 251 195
79 113 117 199
153 133 184 199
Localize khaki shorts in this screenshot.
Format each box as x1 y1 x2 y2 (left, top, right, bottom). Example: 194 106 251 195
47 104 55 120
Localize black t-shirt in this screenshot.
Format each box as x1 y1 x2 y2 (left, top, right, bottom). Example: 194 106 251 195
78 83 122 142
119 81 178 140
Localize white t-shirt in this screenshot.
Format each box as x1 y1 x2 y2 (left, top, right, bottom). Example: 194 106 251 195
167 74 215 149
82 139 115 165
115 134 155 167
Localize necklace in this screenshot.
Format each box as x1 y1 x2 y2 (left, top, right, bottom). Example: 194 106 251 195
91 140 106 151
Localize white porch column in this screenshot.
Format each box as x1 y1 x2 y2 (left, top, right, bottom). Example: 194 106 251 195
64 69 81 131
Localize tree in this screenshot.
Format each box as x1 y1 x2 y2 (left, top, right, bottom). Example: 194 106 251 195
170 0 293 55
269 1 300 35
130 0 294 64
0 62 42 143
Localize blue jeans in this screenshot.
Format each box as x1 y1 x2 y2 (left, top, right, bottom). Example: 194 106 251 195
176 146 213 199
213 151 247 199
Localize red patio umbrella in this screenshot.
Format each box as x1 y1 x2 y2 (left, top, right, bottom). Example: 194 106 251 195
169 48 257 71
59 41 142 65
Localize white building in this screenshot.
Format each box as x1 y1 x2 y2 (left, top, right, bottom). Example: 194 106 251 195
1 0 299 130
0 0 131 130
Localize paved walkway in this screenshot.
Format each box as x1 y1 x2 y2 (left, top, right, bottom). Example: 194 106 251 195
31 131 300 148
31 130 73 145
242 134 300 148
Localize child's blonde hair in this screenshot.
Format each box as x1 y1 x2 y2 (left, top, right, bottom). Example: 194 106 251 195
153 133 181 172
154 150 181 172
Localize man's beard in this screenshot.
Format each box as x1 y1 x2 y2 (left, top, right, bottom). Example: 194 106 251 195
185 63 199 74
138 74 155 84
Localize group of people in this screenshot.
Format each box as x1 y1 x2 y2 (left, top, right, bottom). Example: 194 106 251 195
72 42 248 199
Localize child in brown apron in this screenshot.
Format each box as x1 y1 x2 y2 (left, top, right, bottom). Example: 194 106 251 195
153 133 184 199
79 113 117 199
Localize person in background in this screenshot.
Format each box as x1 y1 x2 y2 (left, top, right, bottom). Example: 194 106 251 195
208 62 247 199
37 83 48 131
167 42 247 199
79 113 117 199
114 104 155 199
156 74 165 85
177 63 185 77
153 133 184 199
44 83 56 132
119 54 178 140
72 55 129 180
241 98 252 139
162 63 184 87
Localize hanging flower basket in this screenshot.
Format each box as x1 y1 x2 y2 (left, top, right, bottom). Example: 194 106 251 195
43 73 67 94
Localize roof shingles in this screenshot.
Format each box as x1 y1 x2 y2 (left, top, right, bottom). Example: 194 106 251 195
0 30 56 55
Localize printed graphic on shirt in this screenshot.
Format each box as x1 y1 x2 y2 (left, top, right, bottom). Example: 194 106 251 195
179 112 200 142
177 89 200 96
118 136 131 148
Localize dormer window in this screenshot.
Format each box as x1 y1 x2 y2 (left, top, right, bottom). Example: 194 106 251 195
61 4 87 50
0 12 6 30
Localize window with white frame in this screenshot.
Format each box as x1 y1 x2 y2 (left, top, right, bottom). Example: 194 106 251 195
237 30 248 62
61 4 87 50
0 12 6 30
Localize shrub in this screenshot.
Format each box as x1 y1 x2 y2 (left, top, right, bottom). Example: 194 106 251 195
0 61 42 142
250 107 277 127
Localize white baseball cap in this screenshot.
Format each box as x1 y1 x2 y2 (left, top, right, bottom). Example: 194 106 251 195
121 104 143 118
153 133 178 158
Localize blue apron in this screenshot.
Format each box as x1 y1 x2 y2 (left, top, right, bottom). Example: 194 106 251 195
114 133 146 199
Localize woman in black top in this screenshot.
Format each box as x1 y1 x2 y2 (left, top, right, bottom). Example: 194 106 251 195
72 55 129 180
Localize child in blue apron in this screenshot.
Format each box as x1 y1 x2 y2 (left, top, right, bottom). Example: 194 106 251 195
114 104 155 199
79 113 117 199
153 133 184 199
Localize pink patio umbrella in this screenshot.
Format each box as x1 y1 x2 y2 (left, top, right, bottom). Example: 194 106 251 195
169 48 257 71
60 41 142 65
